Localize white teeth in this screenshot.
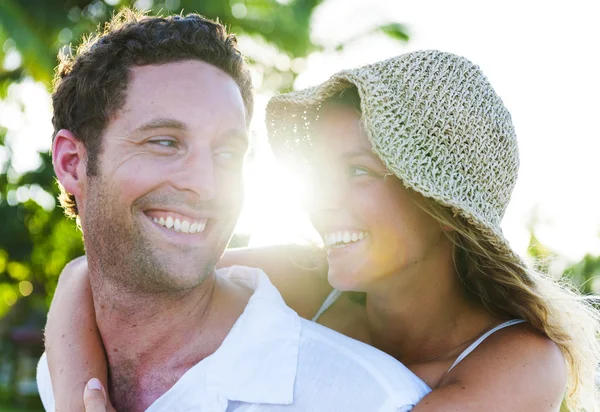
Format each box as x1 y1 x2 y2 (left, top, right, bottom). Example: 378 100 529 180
323 231 369 248
327 233 335 245
343 231 351 243
150 214 206 235
181 220 190 234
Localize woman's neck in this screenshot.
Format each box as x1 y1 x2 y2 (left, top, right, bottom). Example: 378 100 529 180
363 246 498 365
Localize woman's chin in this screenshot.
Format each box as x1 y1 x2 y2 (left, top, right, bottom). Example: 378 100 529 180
327 267 369 292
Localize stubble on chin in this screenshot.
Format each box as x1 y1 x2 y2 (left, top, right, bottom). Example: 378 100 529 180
83 184 217 297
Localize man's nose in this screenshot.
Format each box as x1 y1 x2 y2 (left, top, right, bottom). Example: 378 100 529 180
170 150 217 201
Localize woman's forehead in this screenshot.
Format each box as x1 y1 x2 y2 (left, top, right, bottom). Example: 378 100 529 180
313 104 371 153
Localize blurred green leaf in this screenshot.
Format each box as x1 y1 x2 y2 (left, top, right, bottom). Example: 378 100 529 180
562 254 600 295
379 23 409 42
0 0 65 85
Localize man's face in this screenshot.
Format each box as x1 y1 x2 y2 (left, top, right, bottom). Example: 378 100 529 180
80 60 248 293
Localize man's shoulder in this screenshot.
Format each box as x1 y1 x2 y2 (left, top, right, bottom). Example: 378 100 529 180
296 318 431 398
298 317 406 370
216 265 264 290
216 265 431 405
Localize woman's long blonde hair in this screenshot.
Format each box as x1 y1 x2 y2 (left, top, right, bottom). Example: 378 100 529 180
415 195 600 411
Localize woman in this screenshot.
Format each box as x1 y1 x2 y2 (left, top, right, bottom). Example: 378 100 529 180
45 50 599 411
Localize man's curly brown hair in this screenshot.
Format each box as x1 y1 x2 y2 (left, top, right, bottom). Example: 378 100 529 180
52 9 254 219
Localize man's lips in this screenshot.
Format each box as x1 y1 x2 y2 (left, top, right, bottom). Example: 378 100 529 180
144 210 208 234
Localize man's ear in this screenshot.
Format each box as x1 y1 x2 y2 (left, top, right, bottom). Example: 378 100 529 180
52 129 87 198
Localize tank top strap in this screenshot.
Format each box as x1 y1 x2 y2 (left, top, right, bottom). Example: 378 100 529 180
447 319 526 372
311 289 343 322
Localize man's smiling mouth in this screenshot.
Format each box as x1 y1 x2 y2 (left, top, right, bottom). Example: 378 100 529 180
144 211 207 234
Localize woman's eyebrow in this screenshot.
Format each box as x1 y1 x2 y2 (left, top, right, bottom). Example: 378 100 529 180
341 148 377 160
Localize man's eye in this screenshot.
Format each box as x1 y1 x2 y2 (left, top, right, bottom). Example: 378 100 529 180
215 151 234 159
215 149 244 163
150 139 178 148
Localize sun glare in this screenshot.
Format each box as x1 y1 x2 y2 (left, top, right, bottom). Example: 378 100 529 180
236 151 320 248
235 107 321 248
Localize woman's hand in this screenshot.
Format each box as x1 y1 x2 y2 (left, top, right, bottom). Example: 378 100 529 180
83 378 116 412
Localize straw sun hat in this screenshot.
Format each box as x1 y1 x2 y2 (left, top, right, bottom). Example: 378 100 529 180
266 49 523 264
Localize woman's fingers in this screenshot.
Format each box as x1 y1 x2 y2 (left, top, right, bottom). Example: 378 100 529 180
62 254 89 275
83 378 107 412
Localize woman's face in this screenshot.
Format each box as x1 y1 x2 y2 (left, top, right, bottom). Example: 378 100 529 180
306 104 447 292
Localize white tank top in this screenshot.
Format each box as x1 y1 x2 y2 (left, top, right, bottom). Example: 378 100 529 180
312 289 526 372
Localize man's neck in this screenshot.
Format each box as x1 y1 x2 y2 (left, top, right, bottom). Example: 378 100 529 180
89 267 252 412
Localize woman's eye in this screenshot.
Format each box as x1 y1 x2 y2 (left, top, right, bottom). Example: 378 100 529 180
348 166 370 177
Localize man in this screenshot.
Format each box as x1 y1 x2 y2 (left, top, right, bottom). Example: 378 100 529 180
37 9 430 411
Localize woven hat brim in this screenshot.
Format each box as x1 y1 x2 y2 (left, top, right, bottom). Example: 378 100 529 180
266 72 526 269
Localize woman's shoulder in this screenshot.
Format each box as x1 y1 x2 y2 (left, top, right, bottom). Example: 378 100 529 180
437 322 566 409
447 321 566 376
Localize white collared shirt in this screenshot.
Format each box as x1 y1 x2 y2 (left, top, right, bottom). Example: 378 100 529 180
37 266 431 411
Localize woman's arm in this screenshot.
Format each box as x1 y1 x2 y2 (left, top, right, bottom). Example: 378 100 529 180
45 256 112 411
219 244 331 319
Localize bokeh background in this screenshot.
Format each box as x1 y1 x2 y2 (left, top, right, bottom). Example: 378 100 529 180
0 0 598 409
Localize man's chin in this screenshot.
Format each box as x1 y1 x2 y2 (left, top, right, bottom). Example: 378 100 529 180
158 255 217 288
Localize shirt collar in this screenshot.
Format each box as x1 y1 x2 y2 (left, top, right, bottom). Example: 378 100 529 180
206 266 301 405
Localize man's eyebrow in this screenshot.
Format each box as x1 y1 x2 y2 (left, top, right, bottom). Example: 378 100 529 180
134 118 188 133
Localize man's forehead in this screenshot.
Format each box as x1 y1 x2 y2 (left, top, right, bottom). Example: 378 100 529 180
112 61 247 132
127 60 242 98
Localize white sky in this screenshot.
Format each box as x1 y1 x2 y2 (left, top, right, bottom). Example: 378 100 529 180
1 0 599 262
